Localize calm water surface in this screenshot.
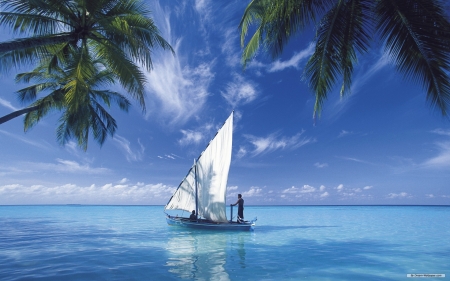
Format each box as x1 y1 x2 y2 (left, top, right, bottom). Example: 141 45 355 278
0 205 449 280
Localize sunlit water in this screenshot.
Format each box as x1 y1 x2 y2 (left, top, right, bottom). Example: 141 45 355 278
0 206 448 280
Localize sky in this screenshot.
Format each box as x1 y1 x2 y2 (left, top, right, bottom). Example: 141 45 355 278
1 0 449 206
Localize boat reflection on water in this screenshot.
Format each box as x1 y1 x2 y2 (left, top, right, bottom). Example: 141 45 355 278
165 231 251 280
236 234 246 269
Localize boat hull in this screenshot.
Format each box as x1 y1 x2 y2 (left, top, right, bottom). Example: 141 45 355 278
166 215 256 231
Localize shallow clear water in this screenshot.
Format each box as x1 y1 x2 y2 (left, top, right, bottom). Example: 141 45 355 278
0 206 448 280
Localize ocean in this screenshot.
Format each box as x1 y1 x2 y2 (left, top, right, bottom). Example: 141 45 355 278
0 205 448 280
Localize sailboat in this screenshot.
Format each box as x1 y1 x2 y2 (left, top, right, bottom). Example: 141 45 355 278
164 111 256 231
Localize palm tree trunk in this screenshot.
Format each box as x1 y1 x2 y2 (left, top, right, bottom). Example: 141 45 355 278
0 35 75 53
0 106 39 125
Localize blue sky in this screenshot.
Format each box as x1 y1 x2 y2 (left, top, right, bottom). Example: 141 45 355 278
1 0 449 205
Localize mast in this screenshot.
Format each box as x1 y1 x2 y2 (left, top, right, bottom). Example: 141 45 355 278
194 159 198 218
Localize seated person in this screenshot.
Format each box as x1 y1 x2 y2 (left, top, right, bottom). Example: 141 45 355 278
189 210 197 221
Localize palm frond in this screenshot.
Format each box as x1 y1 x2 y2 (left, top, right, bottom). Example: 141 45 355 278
23 89 64 130
239 0 335 67
305 0 346 116
376 0 450 115
92 40 146 110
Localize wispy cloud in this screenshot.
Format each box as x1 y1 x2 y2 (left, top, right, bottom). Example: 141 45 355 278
267 43 315 73
338 130 353 138
421 141 450 169
178 122 214 146
338 156 375 165
221 74 258 108
351 52 391 94
145 41 214 125
0 130 49 150
0 98 17 111
179 130 204 146
431 128 450 136
326 51 391 121
245 131 314 156
221 27 241 67
21 159 110 175
113 135 145 162
314 162 328 168
236 147 247 159
157 153 182 160
144 2 214 126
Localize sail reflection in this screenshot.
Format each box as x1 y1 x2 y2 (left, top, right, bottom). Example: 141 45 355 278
165 231 250 280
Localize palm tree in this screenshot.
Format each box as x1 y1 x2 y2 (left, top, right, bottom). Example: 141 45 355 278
0 0 173 121
239 0 450 117
11 50 131 150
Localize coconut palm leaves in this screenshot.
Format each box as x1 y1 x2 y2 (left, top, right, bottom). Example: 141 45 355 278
0 0 173 110
14 52 131 151
0 0 173 149
239 0 450 117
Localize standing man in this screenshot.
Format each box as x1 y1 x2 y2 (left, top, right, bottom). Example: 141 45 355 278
232 194 244 222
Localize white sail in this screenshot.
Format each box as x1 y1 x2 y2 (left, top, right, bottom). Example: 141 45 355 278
165 164 196 213
165 112 233 223
196 112 233 222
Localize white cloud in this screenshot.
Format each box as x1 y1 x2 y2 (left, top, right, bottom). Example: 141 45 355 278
144 5 214 126
326 50 391 121
242 186 263 197
236 147 247 159
282 185 316 194
221 28 240 67
431 129 450 136
245 131 314 156
319 185 326 192
19 159 110 175
422 141 450 169
221 74 258 108
146 50 213 125
227 185 238 191
113 135 145 162
195 0 209 13
339 156 373 165
119 178 129 184
387 192 410 199
0 130 50 149
320 192 329 198
0 182 175 205
178 121 215 146
363 186 373 190
336 184 344 192
0 97 17 111
179 129 204 146
157 154 181 160
267 44 314 72
338 130 352 138
314 162 328 168
351 52 391 94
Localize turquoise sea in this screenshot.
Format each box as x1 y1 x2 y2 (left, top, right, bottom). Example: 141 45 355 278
0 205 449 280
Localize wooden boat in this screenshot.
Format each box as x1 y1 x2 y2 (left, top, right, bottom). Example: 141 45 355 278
164 111 256 231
